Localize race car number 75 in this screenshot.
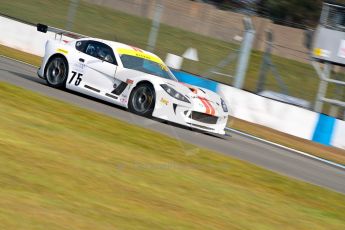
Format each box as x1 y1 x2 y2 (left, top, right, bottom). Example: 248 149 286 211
69 71 83 86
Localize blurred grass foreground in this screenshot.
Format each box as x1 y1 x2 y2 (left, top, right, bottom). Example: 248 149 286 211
1 82 345 229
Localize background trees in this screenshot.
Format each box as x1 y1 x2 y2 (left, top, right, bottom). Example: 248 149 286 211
201 0 345 28
256 0 323 27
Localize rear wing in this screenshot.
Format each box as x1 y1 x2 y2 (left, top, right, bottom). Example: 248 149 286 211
36 23 87 40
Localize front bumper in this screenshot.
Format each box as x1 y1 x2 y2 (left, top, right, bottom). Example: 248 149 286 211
174 105 227 135
153 99 228 135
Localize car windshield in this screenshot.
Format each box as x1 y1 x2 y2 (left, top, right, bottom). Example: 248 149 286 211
119 54 177 81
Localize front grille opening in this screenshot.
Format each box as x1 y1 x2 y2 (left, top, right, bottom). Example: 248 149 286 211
189 111 218 124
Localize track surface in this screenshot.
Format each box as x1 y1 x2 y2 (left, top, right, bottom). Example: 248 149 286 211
1 56 345 194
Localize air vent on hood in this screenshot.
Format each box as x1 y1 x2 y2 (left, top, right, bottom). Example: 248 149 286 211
188 87 197 94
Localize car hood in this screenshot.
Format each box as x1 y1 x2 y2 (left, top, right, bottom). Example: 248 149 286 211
162 79 221 104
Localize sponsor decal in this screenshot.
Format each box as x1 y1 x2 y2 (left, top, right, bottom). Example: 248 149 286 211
198 96 215 116
74 62 85 72
313 48 330 58
56 48 68 54
159 63 168 71
160 98 169 106
126 79 134 84
130 46 143 53
120 98 128 104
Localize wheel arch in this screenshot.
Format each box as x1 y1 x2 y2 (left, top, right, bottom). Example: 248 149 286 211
128 80 156 102
133 80 154 89
44 53 69 75
127 80 157 116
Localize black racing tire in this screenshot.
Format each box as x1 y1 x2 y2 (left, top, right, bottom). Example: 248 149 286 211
128 83 156 117
44 56 69 88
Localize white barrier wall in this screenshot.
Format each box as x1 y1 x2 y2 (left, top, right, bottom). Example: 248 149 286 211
218 85 318 140
0 16 73 56
218 84 345 149
0 15 344 150
332 120 345 149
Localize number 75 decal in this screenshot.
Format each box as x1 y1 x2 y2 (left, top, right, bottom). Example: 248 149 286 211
68 71 83 86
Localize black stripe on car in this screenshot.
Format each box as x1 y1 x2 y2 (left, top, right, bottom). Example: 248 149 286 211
84 85 100 93
112 82 128 95
105 93 118 100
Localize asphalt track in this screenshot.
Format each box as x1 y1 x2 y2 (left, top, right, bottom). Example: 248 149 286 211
1 56 345 194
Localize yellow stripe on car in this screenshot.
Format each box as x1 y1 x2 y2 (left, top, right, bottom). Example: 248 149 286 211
117 48 164 65
56 48 68 54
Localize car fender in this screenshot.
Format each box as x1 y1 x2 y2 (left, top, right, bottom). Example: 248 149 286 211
124 76 161 107
39 40 74 77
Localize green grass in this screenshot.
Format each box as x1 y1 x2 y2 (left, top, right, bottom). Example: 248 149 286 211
0 82 345 229
2 0 344 114
231 117 345 165
0 44 41 66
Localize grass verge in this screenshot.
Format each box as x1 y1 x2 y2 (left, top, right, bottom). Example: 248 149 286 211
1 44 344 165
230 118 345 165
0 44 41 66
1 82 345 229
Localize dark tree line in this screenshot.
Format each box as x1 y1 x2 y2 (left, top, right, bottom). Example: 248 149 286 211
199 0 345 28
256 0 323 27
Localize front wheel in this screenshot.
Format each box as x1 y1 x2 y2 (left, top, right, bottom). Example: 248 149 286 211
45 56 68 88
128 83 156 117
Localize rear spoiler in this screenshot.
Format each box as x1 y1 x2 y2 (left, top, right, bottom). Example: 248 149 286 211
36 23 87 40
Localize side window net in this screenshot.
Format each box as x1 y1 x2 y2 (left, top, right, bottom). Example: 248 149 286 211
83 41 117 65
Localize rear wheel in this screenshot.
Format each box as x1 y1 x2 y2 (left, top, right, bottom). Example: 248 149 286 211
128 83 155 117
45 56 68 88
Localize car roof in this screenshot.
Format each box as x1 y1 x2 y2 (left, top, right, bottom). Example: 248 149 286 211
78 37 161 60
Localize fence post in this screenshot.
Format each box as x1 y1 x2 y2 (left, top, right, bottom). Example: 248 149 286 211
256 29 272 93
314 63 331 113
66 0 79 31
147 1 164 52
233 17 256 89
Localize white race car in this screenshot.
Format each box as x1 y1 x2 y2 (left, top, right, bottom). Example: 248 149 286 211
37 24 229 134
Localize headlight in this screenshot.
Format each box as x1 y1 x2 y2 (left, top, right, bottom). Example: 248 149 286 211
221 98 228 112
161 84 190 103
